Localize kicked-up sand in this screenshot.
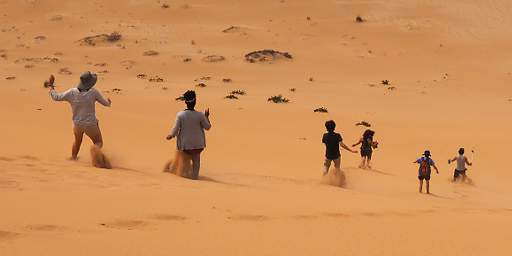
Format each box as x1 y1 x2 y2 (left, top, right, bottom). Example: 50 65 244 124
1 0 512 255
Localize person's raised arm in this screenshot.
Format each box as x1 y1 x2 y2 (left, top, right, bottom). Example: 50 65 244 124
341 142 358 153
201 108 212 130
46 75 71 102
352 138 362 147
465 156 472 166
95 89 111 107
166 115 181 140
50 88 72 102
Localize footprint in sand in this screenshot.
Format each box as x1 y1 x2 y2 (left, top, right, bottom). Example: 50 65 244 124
0 179 19 189
25 224 61 232
151 214 187 221
290 215 319 220
228 214 269 221
0 156 15 162
100 220 146 230
360 212 383 217
17 155 39 161
0 230 19 241
323 212 350 218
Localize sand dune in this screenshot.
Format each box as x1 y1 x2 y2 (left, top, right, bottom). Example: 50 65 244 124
1 0 512 255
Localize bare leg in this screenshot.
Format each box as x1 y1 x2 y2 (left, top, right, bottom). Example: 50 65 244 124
86 125 111 169
72 126 85 159
191 153 201 180
359 157 365 169
426 180 430 194
323 159 330 175
84 124 103 147
419 180 423 193
367 158 372 169
164 151 181 173
334 158 341 175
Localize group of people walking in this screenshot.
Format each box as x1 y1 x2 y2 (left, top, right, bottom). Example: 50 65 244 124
47 72 474 191
322 120 474 194
46 72 211 178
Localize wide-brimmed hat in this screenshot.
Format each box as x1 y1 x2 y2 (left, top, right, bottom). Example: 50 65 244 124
77 71 97 90
423 150 431 157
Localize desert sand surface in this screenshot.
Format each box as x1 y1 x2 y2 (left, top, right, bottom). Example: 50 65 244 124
1 0 512 255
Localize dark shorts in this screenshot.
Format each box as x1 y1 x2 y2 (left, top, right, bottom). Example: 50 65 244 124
360 148 372 159
453 169 466 178
418 170 431 181
183 149 204 155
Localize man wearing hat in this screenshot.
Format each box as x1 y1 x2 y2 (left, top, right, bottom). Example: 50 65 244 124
46 71 111 161
166 90 211 180
414 150 439 194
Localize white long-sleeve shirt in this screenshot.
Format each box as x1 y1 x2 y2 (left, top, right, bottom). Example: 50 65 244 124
50 88 110 126
169 110 211 150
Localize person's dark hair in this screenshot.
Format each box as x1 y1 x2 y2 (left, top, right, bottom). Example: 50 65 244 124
325 120 336 132
458 148 465 155
183 90 196 109
363 129 375 140
423 150 431 158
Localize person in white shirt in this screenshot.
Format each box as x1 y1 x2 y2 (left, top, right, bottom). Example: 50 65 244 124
448 148 473 182
46 72 111 161
166 90 211 179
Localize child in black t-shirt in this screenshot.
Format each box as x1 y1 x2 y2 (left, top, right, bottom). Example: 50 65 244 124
322 120 358 175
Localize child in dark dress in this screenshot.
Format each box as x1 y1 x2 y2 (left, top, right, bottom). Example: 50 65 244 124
352 129 379 169
322 120 358 175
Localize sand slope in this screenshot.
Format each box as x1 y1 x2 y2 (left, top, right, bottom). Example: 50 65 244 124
1 0 512 255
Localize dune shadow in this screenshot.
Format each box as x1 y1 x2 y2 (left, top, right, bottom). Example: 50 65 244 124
426 193 452 199
365 168 394 176
199 176 247 188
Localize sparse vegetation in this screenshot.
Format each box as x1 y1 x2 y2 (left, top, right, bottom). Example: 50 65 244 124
58 68 72 75
79 32 122 46
290 88 296 92
111 88 122 94
202 55 225 62
143 50 159 56
222 78 232 83
222 26 240 33
381 80 390 85
268 95 290 103
314 107 328 113
196 83 207 88
230 90 246 95
148 76 164 82
356 16 365 23
224 94 239 100
245 50 292 63
356 121 372 127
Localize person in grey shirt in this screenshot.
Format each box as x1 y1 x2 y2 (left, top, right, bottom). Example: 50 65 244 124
448 148 473 182
166 90 211 179
46 72 111 161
